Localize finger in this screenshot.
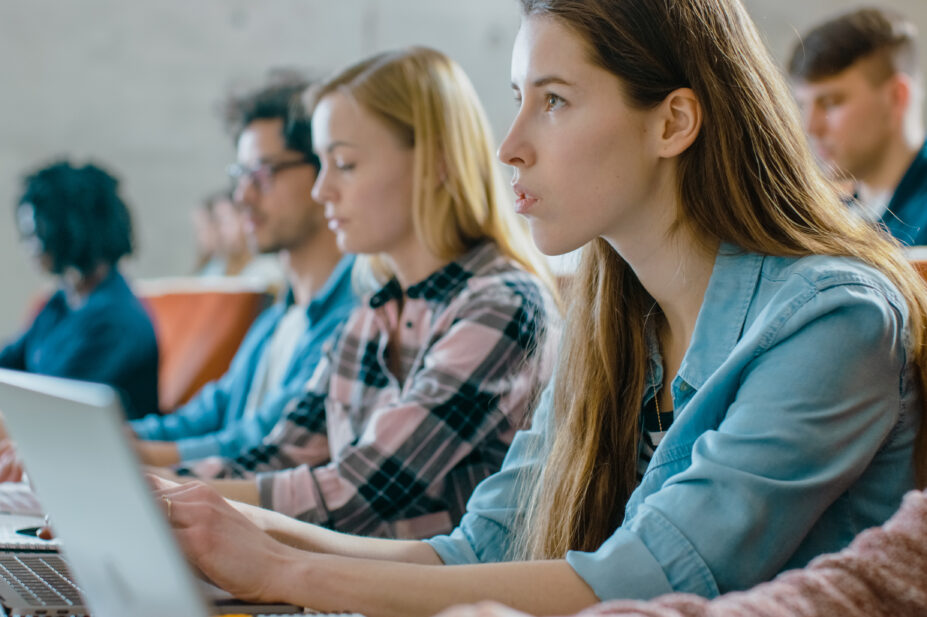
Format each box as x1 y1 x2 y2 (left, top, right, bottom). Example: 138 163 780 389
0 451 22 483
146 472 180 491
153 478 210 500
154 481 219 528
144 465 175 480
124 425 139 442
0 447 18 465
157 489 209 530
8 457 23 483
0 447 13 469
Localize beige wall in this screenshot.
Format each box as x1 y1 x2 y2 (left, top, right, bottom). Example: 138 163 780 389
1 0 925 337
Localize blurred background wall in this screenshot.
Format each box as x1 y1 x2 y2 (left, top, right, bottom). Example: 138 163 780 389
0 0 925 337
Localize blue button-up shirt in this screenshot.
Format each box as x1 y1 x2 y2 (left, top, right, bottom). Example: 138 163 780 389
132 255 356 461
426 246 920 601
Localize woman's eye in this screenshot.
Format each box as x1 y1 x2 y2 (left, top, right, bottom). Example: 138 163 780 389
545 93 565 111
335 162 355 172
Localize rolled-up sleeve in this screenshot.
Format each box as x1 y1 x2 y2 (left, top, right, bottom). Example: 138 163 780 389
174 365 318 462
178 356 334 480
426 380 555 564
132 377 230 443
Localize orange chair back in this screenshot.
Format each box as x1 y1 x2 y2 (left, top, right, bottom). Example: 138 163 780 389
140 281 272 410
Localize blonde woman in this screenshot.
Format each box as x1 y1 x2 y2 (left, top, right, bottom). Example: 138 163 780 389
157 0 927 615
163 46 559 541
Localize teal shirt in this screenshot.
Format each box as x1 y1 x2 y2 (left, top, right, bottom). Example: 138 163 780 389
426 246 920 600
880 138 927 246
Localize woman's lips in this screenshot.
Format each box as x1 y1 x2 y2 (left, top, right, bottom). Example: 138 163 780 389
512 182 538 214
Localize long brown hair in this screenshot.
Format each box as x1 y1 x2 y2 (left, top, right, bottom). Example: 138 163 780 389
517 0 927 560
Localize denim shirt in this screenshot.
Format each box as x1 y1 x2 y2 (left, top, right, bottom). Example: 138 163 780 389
132 256 356 461
425 246 920 601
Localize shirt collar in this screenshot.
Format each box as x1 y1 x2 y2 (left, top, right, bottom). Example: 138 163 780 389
75 267 126 309
368 242 492 309
891 138 927 202
283 254 356 320
676 243 764 391
884 138 927 231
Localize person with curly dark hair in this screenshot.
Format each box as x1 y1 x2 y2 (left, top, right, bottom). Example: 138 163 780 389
0 160 159 420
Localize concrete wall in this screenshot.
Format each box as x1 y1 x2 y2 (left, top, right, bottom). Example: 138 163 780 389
1 0 925 337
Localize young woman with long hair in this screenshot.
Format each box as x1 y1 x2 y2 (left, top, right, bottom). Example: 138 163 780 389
155 0 927 615
157 46 560 540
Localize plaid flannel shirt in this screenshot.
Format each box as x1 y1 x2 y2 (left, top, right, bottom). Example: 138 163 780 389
180 242 558 539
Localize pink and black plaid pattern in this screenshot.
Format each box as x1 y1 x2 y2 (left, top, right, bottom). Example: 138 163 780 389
181 242 558 539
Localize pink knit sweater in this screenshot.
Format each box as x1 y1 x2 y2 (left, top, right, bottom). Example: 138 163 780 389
575 489 927 617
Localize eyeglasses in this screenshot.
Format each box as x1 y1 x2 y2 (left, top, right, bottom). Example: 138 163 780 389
226 158 312 192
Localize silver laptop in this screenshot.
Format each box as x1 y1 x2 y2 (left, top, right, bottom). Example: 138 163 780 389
0 368 304 617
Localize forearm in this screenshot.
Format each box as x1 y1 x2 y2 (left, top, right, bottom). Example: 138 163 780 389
135 441 181 466
179 398 290 462
210 478 261 506
230 499 441 564
133 411 211 442
272 555 598 617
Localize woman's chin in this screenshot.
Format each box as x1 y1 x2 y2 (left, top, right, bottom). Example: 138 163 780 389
530 229 588 258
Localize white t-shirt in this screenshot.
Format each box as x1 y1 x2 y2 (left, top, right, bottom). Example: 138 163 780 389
853 186 893 223
242 303 309 418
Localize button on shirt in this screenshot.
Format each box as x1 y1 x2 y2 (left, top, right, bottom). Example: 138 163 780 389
426 245 920 601
181 242 559 539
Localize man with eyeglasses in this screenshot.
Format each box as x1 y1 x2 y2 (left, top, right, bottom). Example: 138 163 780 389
130 77 356 467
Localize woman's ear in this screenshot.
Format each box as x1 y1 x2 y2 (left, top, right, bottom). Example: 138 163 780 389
655 88 702 158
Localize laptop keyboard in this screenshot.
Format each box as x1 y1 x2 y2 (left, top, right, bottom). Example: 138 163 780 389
0 550 366 617
0 552 83 607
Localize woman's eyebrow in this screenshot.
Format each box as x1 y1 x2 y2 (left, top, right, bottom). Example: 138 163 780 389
325 141 357 153
532 75 573 87
511 75 574 90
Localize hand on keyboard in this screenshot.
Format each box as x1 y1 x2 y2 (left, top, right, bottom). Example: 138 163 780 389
150 476 306 606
